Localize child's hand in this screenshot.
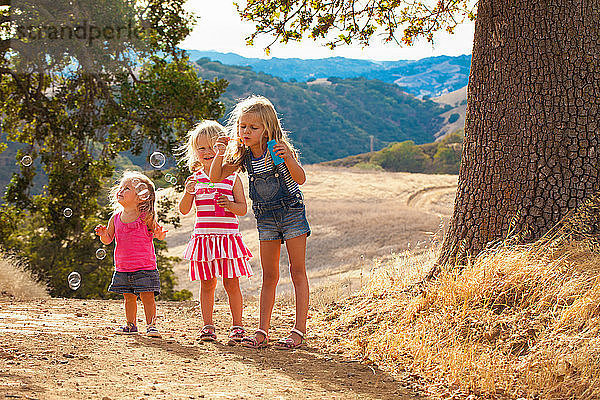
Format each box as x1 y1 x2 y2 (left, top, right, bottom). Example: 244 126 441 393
153 224 168 240
184 176 197 195
94 224 108 237
215 193 232 210
273 142 292 160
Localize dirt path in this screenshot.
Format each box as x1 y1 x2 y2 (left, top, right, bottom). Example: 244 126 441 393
406 185 457 216
0 297 419 400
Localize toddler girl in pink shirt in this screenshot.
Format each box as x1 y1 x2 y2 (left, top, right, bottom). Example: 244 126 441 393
95 171 167 337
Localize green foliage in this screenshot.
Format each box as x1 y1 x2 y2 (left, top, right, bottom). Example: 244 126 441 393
326 130 464 174
448 113 460 124
373 130 463 174
0 0 224 300
371 141 429 173
236 0 477 51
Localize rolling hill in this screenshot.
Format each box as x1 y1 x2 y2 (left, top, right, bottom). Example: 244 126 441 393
194 58 451 163
186 50 471 98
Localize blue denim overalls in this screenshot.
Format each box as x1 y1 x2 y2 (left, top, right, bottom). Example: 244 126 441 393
245 150 304 215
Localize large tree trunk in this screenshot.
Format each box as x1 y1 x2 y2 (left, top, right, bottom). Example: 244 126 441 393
438 0 600 265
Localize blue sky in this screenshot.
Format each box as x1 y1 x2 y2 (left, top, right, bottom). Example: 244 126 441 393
181 0 475 61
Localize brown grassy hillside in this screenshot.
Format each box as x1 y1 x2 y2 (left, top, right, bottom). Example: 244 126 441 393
312 197 600 399
162 165 458 300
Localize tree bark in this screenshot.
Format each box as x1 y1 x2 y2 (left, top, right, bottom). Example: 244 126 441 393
438 0 600 265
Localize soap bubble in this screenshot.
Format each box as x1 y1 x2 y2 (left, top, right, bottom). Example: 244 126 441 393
135 182 150 201
169 176 178 185
96 248 107 260
149 152 166 169
186 180 197 194
164 173 173 182
21 155 32 167
67 272 81 290
138 189 150 201
63 208 73 218
213 142 227 156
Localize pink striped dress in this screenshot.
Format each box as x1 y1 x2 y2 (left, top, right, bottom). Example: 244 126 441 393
182 170 253 281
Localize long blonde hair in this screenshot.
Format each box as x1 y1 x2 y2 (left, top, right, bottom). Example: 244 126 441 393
178 120 227 173
225 95 299 172
109 171 157 232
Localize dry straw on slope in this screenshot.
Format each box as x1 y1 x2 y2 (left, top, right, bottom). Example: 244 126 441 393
0 255 48 299
314 196 600 399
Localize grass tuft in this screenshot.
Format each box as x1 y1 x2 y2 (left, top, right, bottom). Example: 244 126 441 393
313 197 600 399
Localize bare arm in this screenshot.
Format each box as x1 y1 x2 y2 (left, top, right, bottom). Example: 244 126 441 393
179 176 195 215
95 214 115 245
283 156 306 185
209 154 239 183
274 142 306 185
227 175 248 216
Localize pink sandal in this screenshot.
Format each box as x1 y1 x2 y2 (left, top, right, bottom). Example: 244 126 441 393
199 325 217 342
227 326 246 346
274 328 306 350
241 329 269 349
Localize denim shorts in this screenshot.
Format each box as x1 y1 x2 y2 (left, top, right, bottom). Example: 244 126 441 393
253 200 311 244
108 269 161 296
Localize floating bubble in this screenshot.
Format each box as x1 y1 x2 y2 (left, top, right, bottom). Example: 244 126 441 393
134 182 151 200
67 271 81 290
96 248 107 260
21 155 32 167
149 152 166 169
213 142 227 156
164 173 173 182
138 189 150 201
186 180 197 194
169 177 178 185
63 208 73 218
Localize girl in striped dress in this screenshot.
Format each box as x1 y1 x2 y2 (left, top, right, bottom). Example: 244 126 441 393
178 121 253 345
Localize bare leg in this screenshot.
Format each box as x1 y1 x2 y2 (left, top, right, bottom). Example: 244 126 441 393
286 234 309 344
139 292 157 325
223 277 243 327
200 278 217 326
258 240 281 336
123 293 137 325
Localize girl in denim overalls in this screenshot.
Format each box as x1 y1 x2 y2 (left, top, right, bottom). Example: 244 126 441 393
210 95 311 349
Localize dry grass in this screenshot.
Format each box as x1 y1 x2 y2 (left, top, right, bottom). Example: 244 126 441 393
0 256 48 299
164 165 457 299
313 199 600 399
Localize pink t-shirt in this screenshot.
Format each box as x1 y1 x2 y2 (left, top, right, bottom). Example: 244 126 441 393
113 212 157 272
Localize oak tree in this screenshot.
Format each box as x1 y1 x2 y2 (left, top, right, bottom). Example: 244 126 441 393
0 0 227 297
237 0 600 264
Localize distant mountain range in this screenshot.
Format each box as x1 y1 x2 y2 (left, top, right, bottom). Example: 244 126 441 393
194 58 452 163
1 53 468 199
185 50 471 98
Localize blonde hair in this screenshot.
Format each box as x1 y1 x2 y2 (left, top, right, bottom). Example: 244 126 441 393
179 120 227 173
225 95 299 172
109 171 157 232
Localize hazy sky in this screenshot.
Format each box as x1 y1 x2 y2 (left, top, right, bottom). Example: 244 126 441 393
180 0 475 61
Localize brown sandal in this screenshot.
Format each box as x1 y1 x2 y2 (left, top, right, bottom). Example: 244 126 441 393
274 328 306 350
241 329 269 349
